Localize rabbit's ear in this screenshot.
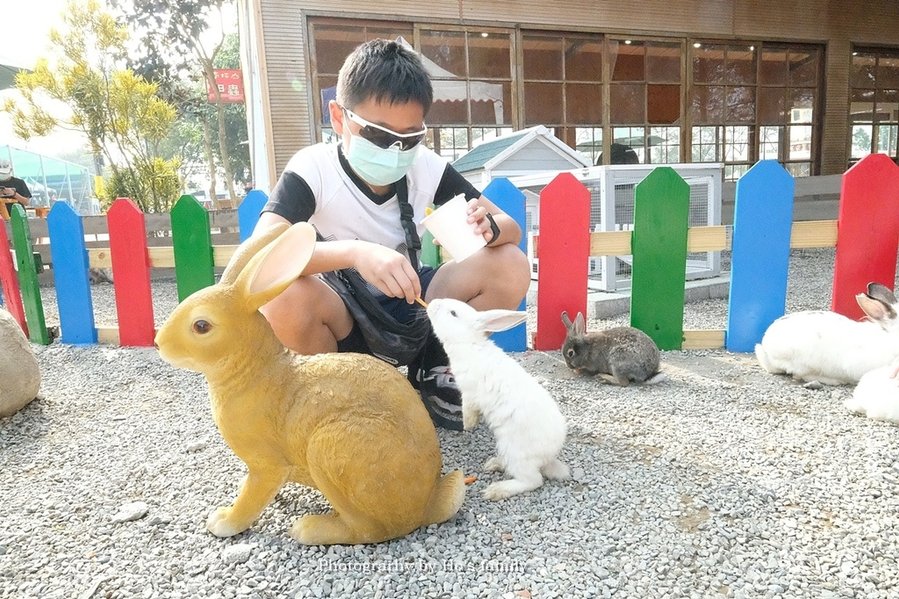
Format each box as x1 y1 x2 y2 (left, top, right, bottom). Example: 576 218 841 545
221 222 290 285
867 282 897 306
234 222 317 311
574 312 587 336
857 292 898 324
477 309 527 333
561 311 573 330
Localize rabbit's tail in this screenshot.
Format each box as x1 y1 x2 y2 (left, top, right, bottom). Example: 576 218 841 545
422 469 465 526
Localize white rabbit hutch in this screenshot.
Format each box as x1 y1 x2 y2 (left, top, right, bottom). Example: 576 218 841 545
511 163 724 292
452 125 592 191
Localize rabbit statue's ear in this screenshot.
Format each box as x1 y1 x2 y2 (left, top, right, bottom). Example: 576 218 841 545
221 222 290 285
236 222 317 311
478 309 527 333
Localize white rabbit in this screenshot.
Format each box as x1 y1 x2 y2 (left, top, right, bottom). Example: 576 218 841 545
755 283 899 386
426 298 569 500
845 360 899 424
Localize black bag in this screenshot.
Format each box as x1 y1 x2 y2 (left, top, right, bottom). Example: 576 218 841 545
320 177 430 366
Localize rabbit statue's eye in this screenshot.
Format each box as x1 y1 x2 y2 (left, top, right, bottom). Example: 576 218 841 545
450 310 457 317
192 319 212 334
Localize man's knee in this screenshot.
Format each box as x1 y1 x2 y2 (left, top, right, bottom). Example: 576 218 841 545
259 276 352 352
487 244 532 298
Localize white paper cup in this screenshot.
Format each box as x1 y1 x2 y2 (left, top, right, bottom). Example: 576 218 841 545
422 195 486 262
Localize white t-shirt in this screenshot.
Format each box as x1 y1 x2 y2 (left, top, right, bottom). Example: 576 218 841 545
264 143 480 258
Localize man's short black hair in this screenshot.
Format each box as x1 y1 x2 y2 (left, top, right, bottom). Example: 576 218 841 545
336 39 434 115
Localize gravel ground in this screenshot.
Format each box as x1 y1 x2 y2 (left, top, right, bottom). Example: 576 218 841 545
2 248 899 599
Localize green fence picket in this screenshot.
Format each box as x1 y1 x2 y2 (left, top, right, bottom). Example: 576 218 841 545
172 195 216 302
630 167 690 350
9 205 49 344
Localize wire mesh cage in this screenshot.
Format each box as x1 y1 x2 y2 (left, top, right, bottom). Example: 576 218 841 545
512 163 724 291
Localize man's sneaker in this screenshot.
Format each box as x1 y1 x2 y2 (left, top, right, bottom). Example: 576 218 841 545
408 362 464 431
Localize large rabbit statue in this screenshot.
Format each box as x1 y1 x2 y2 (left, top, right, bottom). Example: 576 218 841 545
155 222 464 545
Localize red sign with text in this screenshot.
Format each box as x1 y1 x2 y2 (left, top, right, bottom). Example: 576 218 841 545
208 69 245 103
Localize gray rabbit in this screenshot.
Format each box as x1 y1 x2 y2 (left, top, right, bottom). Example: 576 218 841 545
561 311 665 386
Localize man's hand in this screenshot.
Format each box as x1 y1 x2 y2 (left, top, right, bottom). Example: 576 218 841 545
465 197 496 243
353 242 421 304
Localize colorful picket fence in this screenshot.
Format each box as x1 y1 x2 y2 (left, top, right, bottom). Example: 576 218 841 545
534 154 899 351
0 193 264 346
1 154 898 353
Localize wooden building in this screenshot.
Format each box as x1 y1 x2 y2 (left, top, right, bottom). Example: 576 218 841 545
237 0 899 191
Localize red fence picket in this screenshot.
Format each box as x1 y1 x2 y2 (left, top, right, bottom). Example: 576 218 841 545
832 154 899 319
108 199 156 346
534 173 591 350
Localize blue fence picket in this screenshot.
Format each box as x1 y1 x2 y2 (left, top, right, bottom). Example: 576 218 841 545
482 178 528 352
47 202 97 344
726 160 795 352
238 190 267 241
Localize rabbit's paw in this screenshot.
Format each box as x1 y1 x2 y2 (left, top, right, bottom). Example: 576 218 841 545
290 513 359 545
206 507 246 537
483 481 517 501
463 409 479 430
483 474 543 500
483 456 504 472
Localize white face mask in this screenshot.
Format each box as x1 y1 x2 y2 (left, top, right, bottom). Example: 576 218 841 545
345 134 420 186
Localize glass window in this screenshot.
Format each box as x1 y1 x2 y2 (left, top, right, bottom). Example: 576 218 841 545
649 126 681 163
566 38 603 81
613 126 646 162
691 126 721 162
605 39 684 163
421 30 467 76
759 126 781 159
692 43 725 84
849 47 899 165
524 82 564 125
575 127 603 164
566 83 603 123
692 41 821 177
646 43 681 83
611 40 645 81
309 21 414 128
468 31 510 79
610 84 646 123
877 124 898 155
522 32 604 138
648 84 680 124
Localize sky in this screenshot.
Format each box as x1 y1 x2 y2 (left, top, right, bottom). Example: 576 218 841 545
1 0 82 156
2 0 239 160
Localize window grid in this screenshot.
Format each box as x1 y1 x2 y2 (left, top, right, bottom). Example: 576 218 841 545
306 19 824 176
849 48 899 166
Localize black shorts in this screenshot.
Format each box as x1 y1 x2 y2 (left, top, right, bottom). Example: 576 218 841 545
328 266 439 354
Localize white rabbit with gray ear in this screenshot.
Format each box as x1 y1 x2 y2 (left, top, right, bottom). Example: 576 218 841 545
756 282 899 386
426 298 570 500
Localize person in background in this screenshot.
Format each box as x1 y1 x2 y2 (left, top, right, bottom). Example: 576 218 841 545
0 160 32 216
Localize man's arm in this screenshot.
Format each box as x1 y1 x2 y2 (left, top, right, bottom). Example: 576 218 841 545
1 182 29 207
253 211 422 303
433 164 522 247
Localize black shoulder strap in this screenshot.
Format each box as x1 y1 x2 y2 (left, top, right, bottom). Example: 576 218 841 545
395 177 421 271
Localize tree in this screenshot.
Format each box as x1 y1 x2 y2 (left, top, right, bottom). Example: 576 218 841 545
119 0 242 206
3 0 180 212
154 33 250 196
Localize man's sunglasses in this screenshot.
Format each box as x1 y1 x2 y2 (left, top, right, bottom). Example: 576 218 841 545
341 106 428 151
